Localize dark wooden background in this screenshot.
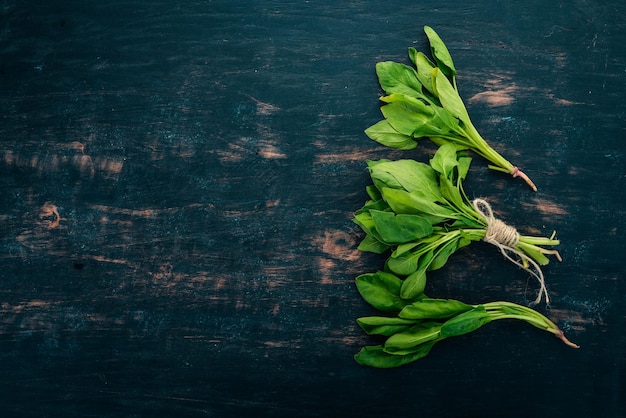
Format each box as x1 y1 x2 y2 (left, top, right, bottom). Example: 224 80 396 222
1 1 624 416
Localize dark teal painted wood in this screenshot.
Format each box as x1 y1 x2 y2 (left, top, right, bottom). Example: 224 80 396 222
0 1 624 416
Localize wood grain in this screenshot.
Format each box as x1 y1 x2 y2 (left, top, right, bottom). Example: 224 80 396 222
0 1 624 416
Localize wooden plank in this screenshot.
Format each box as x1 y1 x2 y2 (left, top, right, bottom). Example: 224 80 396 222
0 1 624 416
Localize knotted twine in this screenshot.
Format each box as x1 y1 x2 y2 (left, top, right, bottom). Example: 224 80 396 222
472 198 549 305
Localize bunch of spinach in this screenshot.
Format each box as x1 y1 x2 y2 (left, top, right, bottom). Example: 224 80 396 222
353 271 579 368
353 143 560 304
365 26 537 190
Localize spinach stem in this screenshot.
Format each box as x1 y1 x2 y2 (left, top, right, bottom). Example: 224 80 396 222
483 302 580 348
461 123 538 191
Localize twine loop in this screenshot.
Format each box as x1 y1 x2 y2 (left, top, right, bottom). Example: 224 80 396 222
472 198 549 305
473 199 520 248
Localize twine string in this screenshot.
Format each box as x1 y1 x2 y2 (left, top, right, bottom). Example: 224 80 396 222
472 198 549 305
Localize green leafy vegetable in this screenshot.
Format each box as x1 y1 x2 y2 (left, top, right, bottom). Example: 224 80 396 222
355 271 422 312
356 316 416 336
353 32 579 367
353 277 580 368
354 344 435 368
399 298 473 320
354 144 561 304
365 26 538 191
370 210 433 244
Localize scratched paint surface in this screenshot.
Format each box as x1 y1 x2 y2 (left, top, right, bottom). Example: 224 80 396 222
1 1 625 416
